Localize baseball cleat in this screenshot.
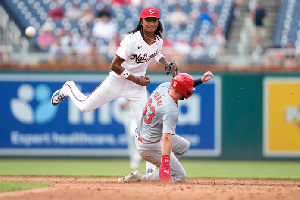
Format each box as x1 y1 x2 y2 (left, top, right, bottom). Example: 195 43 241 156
51 90 65 106
118 170 142 183
146 167 157 175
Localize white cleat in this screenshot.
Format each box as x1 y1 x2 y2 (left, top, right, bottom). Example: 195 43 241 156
146 168 157 175
118 170 142 183
51 89 65 106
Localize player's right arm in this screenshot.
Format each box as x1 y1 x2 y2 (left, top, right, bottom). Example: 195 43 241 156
110 55 150 86
111 33 150 86
160 132 172 182
161 133 172 155
159 108 177 182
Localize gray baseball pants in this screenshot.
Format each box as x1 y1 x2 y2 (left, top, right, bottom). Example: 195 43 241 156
135 134 190 182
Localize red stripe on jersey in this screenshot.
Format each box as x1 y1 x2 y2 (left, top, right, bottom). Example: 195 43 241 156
64 75 109 102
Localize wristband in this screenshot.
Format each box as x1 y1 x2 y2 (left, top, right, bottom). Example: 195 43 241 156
120 69 130 79
161 155 170 165
193 78 203 87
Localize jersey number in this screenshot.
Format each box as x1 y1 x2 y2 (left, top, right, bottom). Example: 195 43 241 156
142 98 156 123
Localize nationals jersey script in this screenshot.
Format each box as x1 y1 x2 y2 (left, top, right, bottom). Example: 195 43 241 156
137 82 178 143
115 31 164 76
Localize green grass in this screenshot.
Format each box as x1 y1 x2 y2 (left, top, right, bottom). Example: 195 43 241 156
1 159 300 193
1 159 300 180
183 160 300 180
0 181 50 193
0 159 135 177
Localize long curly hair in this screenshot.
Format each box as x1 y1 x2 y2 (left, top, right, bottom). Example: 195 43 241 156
128 19 164 39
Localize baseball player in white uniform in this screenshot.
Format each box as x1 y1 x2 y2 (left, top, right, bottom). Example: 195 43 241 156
51 7 177 173
118 72 214 183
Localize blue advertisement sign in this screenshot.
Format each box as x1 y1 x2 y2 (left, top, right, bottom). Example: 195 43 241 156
0 74 221 157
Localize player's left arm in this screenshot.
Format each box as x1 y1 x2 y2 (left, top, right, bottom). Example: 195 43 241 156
159 57 179 77
158 56 168 66
193 71 214 87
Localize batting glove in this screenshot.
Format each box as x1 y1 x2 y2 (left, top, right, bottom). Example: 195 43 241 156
159 155 171 182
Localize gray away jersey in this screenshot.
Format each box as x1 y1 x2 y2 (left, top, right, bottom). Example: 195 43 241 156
137 82 178 143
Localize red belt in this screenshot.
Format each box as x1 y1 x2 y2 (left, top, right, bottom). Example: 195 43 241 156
137 136 160 144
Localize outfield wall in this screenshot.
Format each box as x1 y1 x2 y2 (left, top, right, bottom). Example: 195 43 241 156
221 73 300 160
0 71 299 160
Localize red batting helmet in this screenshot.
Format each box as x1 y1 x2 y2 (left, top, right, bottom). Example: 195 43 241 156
140 7 160 19
171 73 195 99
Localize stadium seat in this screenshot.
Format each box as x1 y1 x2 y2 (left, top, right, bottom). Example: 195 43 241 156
1 0 234 63
273 0 300 46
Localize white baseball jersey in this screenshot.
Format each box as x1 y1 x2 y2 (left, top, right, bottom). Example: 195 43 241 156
137 82 178 143
115 31 164 76
61 31 165 126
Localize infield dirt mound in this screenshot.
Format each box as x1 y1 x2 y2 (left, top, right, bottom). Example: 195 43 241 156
0 176 300 200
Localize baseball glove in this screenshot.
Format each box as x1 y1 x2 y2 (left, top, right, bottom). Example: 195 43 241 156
165 62 179 77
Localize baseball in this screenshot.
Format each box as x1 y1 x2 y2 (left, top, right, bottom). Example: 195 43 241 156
25 26 36 37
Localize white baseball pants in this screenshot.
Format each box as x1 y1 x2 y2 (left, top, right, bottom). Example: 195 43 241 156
61 71 148 124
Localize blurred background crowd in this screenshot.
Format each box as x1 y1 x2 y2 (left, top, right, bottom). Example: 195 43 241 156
0 0 299 70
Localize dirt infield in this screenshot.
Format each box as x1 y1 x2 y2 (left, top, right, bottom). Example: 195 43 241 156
0 176 300 200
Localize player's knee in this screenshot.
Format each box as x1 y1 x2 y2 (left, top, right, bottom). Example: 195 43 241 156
65 81 75 86
180 140 190 156
172 169 186 182
182 170 186 179
183 140 190 152
180 168 186 179
81 108 88 113
79 104 92 113
80 107 91 113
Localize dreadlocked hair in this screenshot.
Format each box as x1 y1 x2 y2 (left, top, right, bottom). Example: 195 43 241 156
128 19 164 39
